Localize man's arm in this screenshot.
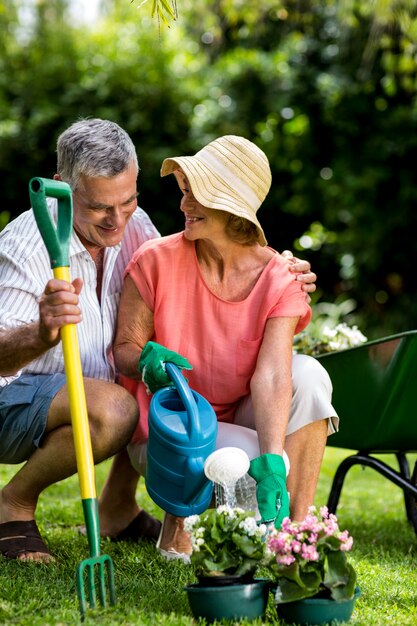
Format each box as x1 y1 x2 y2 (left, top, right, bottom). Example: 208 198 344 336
0 277 83 376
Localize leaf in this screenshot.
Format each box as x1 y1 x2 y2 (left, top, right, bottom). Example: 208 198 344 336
323 551 351 588
270 561 304 586
275 578 321 604
152 0 176 27
200 545 239 573
235 558 259 576
158 0 176 19
320 535 344 551
132 0 176 27
232 532 263 558
329 564 357 601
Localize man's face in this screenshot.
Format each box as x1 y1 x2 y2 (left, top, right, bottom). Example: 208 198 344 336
71 163 138 257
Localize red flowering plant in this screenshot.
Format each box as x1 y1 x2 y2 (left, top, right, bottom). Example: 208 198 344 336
265 505 356 604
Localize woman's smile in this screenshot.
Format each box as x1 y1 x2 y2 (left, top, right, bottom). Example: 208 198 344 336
185 214 203 225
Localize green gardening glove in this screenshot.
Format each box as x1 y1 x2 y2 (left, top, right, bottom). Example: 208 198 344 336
248 453 290 529
138 341 193 394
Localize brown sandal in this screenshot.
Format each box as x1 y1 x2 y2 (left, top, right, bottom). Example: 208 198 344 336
77 509 162 543
0 520 51 561
111 510 162 543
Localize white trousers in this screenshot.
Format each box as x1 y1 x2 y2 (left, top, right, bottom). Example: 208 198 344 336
128 354 338 475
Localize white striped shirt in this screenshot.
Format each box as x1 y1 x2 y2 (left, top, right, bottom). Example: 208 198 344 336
0 199 160 387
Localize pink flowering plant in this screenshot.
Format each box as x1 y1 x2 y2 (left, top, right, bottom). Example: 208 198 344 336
184 506 268 578
266 505 356 604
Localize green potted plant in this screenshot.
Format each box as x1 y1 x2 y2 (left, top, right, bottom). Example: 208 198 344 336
183 506 270 622
265 505 360 625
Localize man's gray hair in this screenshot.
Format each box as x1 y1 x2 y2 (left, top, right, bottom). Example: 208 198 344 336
56 118 139 190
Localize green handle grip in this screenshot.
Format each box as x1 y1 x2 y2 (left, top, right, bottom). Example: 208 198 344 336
29 177 73 268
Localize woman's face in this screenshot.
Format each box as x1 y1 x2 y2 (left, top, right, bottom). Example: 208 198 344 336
174 169 229 243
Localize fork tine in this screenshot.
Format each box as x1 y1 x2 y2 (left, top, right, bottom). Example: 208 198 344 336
76 563 88 620
76 556 117 618
87 562 97 608
105 556 117 605
98 566 106 606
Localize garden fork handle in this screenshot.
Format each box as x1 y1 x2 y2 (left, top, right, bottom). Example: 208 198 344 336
29 178 98 526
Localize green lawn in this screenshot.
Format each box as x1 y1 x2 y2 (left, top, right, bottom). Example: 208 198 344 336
1 448 417 625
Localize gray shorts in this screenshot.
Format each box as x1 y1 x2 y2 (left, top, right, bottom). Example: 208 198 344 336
0 373 66 464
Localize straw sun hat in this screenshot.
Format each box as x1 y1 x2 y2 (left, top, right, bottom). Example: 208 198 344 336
160 135 272 246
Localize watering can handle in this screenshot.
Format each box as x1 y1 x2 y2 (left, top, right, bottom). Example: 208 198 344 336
165 362 201 442
29 177 73 268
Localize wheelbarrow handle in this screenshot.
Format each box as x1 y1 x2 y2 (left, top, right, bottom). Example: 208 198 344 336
29 177 73 268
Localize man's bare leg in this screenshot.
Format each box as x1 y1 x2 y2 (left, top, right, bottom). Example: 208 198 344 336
0 379 138 561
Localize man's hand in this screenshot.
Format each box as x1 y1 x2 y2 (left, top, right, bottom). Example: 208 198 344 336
38 277 84 347
281 250 317 303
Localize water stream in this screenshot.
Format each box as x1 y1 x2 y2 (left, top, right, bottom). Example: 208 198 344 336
214 474 259 517
204 447 259 516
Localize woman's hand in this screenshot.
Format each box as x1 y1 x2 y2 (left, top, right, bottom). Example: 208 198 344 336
248 453 290 529
138 341 192 394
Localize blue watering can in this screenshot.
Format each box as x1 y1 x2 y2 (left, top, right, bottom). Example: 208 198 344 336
146 363 218 516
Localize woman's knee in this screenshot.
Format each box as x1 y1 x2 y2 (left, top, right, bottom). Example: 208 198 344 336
216 423 260 459
292 354 333 396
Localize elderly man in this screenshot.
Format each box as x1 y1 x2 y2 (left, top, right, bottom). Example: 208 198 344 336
0 118 317 562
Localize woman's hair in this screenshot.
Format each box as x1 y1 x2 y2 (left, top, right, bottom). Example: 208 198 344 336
225 214 260 246
56 118 139 191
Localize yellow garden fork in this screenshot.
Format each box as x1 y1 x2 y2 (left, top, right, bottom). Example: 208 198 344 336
29 177 116 620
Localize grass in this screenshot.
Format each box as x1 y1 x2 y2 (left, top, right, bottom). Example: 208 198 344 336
1 448 417 625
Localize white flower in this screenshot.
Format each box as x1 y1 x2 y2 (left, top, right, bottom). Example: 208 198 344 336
322 326 338 339
295 321 367 356
191 535 205 552
256 523 267 537
239 516 258 536
184 514 200 532
216 505 244 518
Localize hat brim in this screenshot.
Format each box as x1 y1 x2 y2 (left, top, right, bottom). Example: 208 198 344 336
161 155 267 246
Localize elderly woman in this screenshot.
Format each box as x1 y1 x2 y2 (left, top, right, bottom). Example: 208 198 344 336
112 135 338 560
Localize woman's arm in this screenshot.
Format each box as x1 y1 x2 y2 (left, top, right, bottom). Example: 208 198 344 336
249 316 299 454
113 275 154 380
248 316 299 527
